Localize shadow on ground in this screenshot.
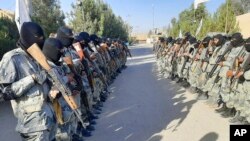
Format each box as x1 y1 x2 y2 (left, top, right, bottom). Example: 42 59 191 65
199 132 219 141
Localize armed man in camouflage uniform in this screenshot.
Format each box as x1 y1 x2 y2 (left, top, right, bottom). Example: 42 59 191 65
216 33 245 118
0 22 57 141
201 34 228 105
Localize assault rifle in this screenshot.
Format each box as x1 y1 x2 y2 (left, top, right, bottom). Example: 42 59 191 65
208 43 233 78
27 43 85 127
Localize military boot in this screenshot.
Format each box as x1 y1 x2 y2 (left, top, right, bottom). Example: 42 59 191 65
221 108 236 118
77 124 92 138
93 104 102 111
93 109 101 115
176 78 183 83
96 101 104 107
86 125 95 131
215 103 227 113
205 95 217 106
170 74 175 80
181 79 190 88
229 111 244 123
81 128 92 137
188 87 197 94
72 134 84 141
87 111 98 120
230 118 249 125
198 91 208 100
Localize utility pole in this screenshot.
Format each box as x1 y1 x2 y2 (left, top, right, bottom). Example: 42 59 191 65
225 0 229 33
152 4 155 33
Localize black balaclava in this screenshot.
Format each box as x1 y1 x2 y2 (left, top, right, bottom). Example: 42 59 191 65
56 26 74 47
244 38 250 52
194 41 201 49
176 38 182 45
159 37 165 43
184 32 191 40
19 22 45 50
189 36 197 45
90 34 100 45
43 38 63 65
78 32 94 52
202 36 212 48
231 32 244 47
171 39 176 45
106 38 112 46
213 34 226 47
79 32 90 45
167 36 173 43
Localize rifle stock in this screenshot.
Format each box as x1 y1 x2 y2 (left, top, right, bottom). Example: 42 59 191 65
27 43 85 126
73 42 85 60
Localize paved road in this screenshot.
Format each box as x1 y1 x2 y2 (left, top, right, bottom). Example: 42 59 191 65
0 44 230 141
86 44 230 141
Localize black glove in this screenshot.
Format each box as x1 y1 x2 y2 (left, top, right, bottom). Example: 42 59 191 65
238 75 245 83
32 70 47 85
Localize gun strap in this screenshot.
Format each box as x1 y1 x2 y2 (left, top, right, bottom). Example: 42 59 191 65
52 99 63 125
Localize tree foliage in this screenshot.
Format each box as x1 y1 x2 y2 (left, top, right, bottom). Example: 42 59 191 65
0 17 19 60
168 0 240 39
237 0 250 13
31 0 65 37
69 0 130 40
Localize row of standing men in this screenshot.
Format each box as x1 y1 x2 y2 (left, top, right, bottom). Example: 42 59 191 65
154 32 250 125
0 22 131 141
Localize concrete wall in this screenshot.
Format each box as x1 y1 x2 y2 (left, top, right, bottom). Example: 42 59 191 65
236 13 250 38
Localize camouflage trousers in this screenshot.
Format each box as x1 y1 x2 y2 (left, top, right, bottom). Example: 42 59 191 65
93 78 104 104
20 130 52 141
56 99 78 141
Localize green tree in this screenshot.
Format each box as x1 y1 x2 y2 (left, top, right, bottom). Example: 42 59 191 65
69 0 129 40
31 0 65 36
167 0 240 39
168 3 209 39
240 0 250 13
0 17 19 60
213 0 239 33
231 1 245 16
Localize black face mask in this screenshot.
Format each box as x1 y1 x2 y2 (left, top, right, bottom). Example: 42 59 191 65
189 37 197 45
42 38 63 65
214 34 225 47
231 33 244 47
19 22 45 50
202 37 211 48
202 41 209 48
194 42 200 49
244 38 250 52
58 37 73 47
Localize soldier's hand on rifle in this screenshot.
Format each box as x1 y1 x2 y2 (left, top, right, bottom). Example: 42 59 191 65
238 57 244 63
226 70 234 78
194 55 200 61
235 71 244 78
218 61 224 67
50 88 61 99
67 73 76 83
90 54 96 60
183 53 188 56
31 70 47 85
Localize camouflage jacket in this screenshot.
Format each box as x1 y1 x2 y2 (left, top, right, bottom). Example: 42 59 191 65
0 48 55 133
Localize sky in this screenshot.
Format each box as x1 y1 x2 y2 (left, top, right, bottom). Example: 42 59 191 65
0 0 226 33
